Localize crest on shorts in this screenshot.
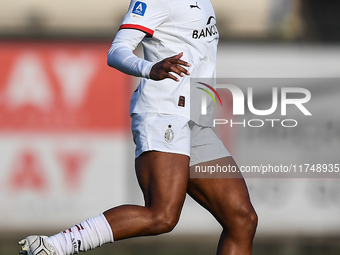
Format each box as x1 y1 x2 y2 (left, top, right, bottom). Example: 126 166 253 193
164 124 174 143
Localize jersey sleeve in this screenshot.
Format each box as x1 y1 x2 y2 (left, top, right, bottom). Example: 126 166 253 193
107 29 154 78
119 0 171 37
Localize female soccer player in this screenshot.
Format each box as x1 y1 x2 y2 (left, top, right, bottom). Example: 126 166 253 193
19 0 257 254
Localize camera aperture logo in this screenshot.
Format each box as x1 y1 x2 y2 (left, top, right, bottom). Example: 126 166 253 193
196 82 222 106
196 82 312 128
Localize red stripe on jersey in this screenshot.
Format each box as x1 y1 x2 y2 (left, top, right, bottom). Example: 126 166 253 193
119 24 154 37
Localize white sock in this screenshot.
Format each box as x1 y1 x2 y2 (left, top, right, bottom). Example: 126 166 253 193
46 214 114 255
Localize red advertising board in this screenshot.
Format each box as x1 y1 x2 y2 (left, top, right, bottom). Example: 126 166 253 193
0 41 133 230
0 41 131 133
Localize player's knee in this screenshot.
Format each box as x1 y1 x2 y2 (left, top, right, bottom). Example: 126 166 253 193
238 206 257 236
246 208 258 234
152 211 179 234
224 205 258 236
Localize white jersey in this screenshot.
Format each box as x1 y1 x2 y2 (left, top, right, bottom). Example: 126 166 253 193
120 0 219 125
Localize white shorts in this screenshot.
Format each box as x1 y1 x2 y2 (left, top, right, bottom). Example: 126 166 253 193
131 113 231 166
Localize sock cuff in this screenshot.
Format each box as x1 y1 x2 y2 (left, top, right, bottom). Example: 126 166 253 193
93 214 114 243
46 214 114 255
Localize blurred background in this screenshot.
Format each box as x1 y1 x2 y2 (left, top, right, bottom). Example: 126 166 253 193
1 0 340 255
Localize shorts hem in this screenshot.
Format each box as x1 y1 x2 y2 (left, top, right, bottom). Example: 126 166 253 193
135 148 190 159
189 154 233 167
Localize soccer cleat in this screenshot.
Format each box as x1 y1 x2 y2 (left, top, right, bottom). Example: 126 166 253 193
18 236 59 255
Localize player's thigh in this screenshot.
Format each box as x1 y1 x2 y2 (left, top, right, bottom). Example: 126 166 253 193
187 156 254 227
136 151 190 215
132 113 191 210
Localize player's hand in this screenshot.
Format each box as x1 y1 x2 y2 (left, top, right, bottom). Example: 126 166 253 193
149 52 191 82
